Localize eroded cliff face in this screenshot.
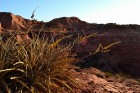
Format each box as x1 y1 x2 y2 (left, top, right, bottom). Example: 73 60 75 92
0 12 43 32
1 12 140 77
45 17 91 33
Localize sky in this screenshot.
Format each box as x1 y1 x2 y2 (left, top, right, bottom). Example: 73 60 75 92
0 0 140 24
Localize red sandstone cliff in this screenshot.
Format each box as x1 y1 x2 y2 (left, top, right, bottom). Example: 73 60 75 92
0 12 42 32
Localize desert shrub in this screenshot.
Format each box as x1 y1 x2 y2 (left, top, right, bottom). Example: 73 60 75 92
0 33 77 93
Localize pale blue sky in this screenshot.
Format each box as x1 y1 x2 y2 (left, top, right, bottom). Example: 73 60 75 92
0 0 140 24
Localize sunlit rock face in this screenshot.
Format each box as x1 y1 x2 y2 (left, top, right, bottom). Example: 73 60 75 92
45 16 95 33
0 12 43 31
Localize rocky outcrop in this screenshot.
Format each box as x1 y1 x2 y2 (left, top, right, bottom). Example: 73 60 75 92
0 12 43 32
46 17 89 33
0 22 2 32
48 17 87 26
73 68 140 93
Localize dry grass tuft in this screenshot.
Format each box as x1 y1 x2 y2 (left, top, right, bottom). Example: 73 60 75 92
0 33 77 93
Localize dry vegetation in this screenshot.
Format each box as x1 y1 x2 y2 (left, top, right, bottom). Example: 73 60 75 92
0 32 78 93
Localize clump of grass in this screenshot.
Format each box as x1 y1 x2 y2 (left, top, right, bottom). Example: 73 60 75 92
0 33 77 93
105 72 114 78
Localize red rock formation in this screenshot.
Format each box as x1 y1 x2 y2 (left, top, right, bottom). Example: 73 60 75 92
49 17 87 26
73 68 140 92
46 17 88 33
0 12 42 32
